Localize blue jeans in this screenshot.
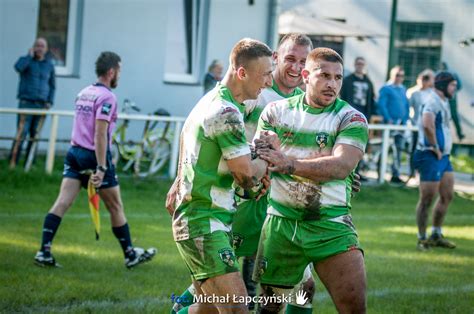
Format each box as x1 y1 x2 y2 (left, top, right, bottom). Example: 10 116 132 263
9 100 47 165
391 132 405 178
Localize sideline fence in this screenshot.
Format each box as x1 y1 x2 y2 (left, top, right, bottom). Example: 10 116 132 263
0 108 417 183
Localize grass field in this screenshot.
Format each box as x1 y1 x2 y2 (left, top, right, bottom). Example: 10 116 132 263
0 161 473 313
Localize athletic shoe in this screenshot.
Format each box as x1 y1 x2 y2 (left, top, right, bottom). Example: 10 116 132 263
428 234 456 249
34 251 61 268
416 239 430 251
390 176 404 184
125 247 157 269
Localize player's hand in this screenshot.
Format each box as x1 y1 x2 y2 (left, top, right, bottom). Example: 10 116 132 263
258 148 295 175
166 181 179 216
91 171 105 188
28 48 34 57
256 174 271 201
433 148 442 160
351 173 362 197
258 131 281 150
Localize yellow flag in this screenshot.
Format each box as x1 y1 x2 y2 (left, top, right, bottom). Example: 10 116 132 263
87 179 101 240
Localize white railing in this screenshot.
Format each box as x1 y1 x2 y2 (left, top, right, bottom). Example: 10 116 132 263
0 108 185 178
0 108 417 183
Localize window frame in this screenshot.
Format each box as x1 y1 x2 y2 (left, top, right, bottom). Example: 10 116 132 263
37 0 82 77
163 0 210 85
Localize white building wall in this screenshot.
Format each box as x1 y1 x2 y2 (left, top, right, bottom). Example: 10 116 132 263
0 0 272 151
281 0 474 144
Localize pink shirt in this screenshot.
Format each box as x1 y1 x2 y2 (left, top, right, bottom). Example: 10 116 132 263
71 83 117 150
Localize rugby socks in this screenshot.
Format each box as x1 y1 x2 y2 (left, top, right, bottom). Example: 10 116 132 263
172 285 195 313
431 226 442 236
242 257 257 310
417 233 427 240
112 223 134 258
286 304 313 314
40 213 62 256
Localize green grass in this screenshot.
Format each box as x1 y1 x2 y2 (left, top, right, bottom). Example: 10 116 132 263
451 154 474 174
0 161 473 313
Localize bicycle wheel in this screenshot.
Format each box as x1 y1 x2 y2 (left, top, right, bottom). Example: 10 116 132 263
134 138 171 177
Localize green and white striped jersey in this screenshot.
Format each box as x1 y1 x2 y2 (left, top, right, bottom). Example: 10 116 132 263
255 94 368 220
244 81 304 140
173 84 251 241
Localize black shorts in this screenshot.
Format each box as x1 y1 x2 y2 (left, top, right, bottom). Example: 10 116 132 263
63 146 118 189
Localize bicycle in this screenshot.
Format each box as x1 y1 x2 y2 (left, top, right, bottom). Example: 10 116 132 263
112 99 172 177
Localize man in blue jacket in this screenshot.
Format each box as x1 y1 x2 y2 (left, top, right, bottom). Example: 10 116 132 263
378 65 409 183
10 37 56 167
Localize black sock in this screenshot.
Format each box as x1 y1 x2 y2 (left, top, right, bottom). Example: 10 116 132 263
112 223 134 258
40 213 62 256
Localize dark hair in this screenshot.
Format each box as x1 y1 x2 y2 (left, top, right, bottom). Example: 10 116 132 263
95 51 121 77
230 38 272 69
355 56 365 63
435 71 456 98
278 33 313 50
306 47 343 66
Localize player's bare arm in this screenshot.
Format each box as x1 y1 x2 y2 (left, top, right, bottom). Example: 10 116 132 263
258 143 363 183
227 154 268 190
422 112 442 160
92 119 108 187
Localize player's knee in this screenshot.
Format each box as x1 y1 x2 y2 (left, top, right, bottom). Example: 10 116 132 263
302 277 316 301
258 285 290 313
337 288 366 314
440 191 453 204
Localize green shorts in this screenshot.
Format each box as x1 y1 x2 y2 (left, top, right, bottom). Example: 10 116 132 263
232 197 268 257
253 214 362 287
176 231 240 281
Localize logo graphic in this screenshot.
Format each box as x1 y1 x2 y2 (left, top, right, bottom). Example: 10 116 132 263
350 113 366 123
315 132 329 149
232 234 244 250
218 248 236 267
101 103 112 115
295 290 308 305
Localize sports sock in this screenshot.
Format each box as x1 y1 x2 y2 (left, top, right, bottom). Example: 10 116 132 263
431 226 442 236
40 213 62 256
242 257 257 309
417 233 427 240
112 223 134 258
171 285 195 313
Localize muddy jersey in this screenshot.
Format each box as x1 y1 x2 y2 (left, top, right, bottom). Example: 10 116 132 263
172 84 251 241
255 94 368 220
244 81 304 140
71 83 117 150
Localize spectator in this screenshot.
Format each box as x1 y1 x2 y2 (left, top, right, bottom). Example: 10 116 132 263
378 65 410 184
203 59 223 94
10 38 55 167
340 56 376 120
340 56 376 181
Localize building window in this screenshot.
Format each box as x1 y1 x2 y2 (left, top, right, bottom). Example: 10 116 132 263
164 0 209 84
37 0 82 76
309 36 345 58
393 22 443 87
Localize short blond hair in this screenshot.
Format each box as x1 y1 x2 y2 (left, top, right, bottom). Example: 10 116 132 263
230 38 272 69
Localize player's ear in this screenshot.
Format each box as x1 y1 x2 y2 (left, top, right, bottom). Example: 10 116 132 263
236 66 247 80
301 69 310 84
272 51 278 64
